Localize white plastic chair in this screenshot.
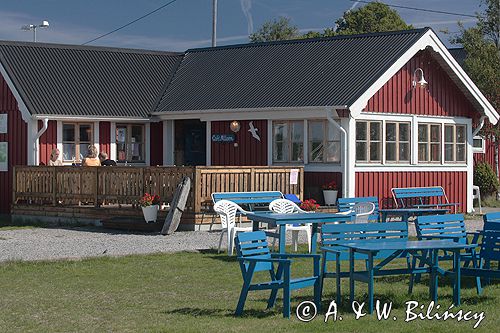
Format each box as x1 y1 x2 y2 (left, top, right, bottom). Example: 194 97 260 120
213 200 253 255
353 202 376 223
269 199 312 253
472 185 482 214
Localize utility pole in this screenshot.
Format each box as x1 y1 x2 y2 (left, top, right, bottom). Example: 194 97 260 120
212 0 217 47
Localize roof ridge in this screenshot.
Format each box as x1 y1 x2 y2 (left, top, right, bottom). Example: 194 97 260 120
186 27 431 53
0 40 182 56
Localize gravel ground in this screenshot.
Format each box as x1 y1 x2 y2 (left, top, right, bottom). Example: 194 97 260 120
0 219 486 263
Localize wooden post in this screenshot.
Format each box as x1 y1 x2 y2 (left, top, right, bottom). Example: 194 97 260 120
94 167 99 207
299 167 304 200
250 167 255 191
12 166 17 207
52 167 57 206
194 166 202 214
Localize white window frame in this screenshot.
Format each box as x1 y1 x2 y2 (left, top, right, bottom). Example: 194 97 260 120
355 120 382 163
385 121 411 164
472 135 485 154
61 122 94 163
444 124 467 163
115 123 146 163
308 119 342 164
272 120 304 163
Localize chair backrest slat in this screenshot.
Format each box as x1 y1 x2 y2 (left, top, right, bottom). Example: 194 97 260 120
337 196 379 222
415 214 466 243
236 231 272 272
392 186 448 208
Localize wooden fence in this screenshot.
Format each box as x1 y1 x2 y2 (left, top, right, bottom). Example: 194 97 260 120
13 166 303 214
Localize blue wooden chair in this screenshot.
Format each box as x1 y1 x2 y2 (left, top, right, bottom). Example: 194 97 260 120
234 231 321 318
461 221 500 294
320 222 410 304
411 214 480 292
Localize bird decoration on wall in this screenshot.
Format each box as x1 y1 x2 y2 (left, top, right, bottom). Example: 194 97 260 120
248 121 261 141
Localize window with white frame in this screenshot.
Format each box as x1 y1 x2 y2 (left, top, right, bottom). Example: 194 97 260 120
272 121 303 163
473 136 485 153
418 123 441 163
385 122 411 163
444 124 466 162
308 120 341 163
62 123 93 162
116 124 145 162
356 121 382 162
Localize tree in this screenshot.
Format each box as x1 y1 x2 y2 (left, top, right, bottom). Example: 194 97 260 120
253 3 412 41
249 17 299 42
334 2 413 35
454 0 500 182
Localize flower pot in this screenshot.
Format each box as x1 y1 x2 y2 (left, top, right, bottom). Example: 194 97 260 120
142 205 159 223
323 190 338 206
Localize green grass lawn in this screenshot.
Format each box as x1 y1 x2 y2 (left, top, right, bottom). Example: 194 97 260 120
0 249 498 333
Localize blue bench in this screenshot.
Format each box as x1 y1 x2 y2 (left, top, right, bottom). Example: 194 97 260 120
337 196 380 222
212 191 284 211
210 191 285 230
320 221 410 304
392 186 460 213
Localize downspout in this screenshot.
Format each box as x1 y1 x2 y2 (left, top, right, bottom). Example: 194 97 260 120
472 115 486 137
326 108 347 198
33 118 48 165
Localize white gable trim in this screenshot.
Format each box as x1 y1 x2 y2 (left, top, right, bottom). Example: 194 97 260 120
0 61 32 123
349 29 499 124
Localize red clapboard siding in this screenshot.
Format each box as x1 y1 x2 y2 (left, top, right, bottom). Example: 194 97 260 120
366 50 476 118
355 171 467 213
0 74 28 214
99 122 111 155
38 120 57 166
150 122 163 166
304 172 342 205
211 120 267 166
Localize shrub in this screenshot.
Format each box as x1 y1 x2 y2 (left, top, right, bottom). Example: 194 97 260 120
474 162 499 197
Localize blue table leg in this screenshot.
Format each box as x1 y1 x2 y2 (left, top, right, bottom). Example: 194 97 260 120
279 224 286 254
453 249 461 306
430 249 439 303
311 223 318 253
381 212 387 222
367 253 374 314
349 248 355 305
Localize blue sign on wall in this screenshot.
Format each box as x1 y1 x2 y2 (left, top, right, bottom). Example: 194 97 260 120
211 134 236 143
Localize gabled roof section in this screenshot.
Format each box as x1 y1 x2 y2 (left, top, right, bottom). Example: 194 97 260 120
0 41 182 118
154 28 429 113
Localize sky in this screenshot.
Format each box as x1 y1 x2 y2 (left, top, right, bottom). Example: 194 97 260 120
0 0 483 51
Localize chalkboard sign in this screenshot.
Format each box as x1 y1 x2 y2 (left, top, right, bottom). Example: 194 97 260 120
211 134 235 142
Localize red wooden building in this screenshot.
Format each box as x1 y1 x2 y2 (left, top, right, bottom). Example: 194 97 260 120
0 28 497 214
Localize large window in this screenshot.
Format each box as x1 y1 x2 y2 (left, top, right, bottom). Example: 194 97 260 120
445 125 466 162
308 120 341 163
418 123 441 163
62 123 93 162
386 122 410 163
356 121 381 162
272 121 303 163
116 124 145 162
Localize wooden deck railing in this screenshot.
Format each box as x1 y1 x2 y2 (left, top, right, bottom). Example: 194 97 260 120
13 166 303 213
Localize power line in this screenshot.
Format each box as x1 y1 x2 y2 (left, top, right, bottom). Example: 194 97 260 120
348 0 477 18
82 0 178 45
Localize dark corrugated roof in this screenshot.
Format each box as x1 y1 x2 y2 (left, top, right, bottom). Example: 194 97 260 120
448 47 466 67
0 41 182 118
154 28 429 113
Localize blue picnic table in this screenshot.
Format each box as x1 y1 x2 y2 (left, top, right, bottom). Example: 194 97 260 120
341 239 477 313
379 208 449 223
246 212 355 254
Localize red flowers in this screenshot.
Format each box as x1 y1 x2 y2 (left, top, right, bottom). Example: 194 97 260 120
139 193 160 207
300 199 320 211
322 180 338 190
